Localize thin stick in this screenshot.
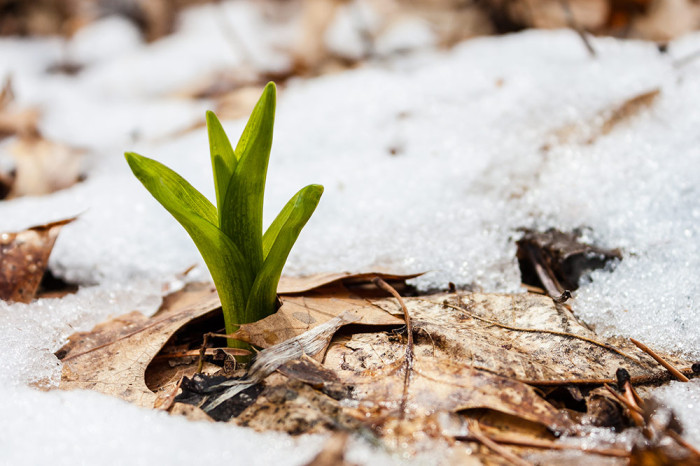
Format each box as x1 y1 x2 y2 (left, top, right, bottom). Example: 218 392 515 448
156 377 183 411
516 369 693 386
154 347 250 360
456 433 629 458
373 277 414 420
466 420 533 466
630 338 689 382
667 430 700 458
603 384 643 415
425 299 642 364
197 332 226 373
559 0 596 57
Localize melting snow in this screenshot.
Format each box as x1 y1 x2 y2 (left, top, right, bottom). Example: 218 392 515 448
1 1 700 462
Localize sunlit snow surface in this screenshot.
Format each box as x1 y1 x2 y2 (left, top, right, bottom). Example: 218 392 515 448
1 2 700 462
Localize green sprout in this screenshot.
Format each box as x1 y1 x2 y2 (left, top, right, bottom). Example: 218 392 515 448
125 82 323 346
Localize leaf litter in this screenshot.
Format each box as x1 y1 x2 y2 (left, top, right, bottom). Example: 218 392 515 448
0 217 76 303
56 271 699 463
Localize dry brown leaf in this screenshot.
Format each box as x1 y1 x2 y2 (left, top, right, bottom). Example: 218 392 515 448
59 282 220 408
277 271 423 294
235 377 366 435
0 108 40 140
6 137 84 198
232 291 404 348
370 292 691 384
0 217 76 303
324 330 574 434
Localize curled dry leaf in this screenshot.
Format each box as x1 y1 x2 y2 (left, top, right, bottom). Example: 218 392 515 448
58 272 408 407
59 282 221 408
324 331 574 434
0 217 76 303
232 291 404 349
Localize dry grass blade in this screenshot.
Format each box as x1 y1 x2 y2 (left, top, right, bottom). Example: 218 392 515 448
466 420 533 466
373 277 414 419
630 338 690 382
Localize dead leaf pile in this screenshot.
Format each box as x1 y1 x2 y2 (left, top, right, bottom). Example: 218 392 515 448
56 271 700 464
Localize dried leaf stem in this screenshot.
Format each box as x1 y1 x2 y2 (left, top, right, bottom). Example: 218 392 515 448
466 420 533 466
196 332 237 373
630 338 689 382
373 277 414 419
456 432 629 458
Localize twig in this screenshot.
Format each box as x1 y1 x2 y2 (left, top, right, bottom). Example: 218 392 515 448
155 347 249 361
604 383 645 428
212 0 253 64
456 432 629 458
197 332 233 373
603 384 643 415
155 377 183 411
373 277 414 420
630 338 689 382
466 420 533 466
521 242 565 297
516 369 694 386
667 430 700 458
559 0 596 57
426 298 642 364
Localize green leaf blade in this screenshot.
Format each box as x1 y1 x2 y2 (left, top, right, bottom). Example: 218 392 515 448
125 152 252 333
220 82 277 276
206 111 236 218
245 184 323 322
125 152 218 225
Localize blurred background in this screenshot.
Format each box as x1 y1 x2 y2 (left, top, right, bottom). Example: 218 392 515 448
1 0 700 201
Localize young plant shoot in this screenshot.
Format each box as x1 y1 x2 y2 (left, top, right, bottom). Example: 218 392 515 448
125 83 323 346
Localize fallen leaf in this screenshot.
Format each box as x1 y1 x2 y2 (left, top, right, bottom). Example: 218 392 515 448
372 292 691 384
235 378 366 435
59 282 220 408
324 330 574 434
6 137 85 198
0 217 76 303
233 291 404 348
277 271 423 294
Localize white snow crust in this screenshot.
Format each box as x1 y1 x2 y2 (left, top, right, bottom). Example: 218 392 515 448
1 1 700 463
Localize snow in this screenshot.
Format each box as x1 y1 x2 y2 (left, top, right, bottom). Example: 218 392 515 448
0 0 699 463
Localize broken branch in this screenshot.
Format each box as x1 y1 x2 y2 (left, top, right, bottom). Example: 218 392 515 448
373 277 414 419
